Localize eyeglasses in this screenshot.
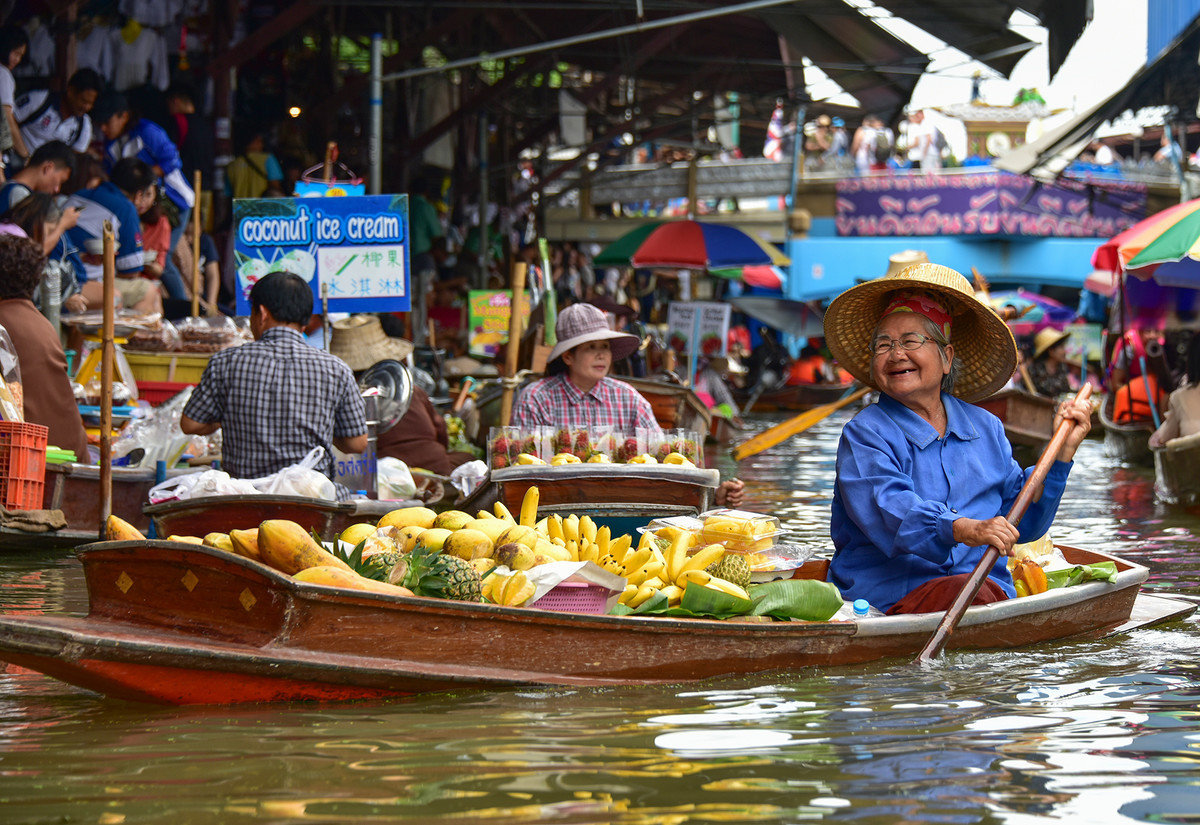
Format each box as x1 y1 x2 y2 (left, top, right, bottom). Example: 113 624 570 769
869 333 936 357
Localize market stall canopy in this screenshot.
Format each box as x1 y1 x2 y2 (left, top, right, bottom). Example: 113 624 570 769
728 296 824 340
595 220 788 270
995 13 1200 181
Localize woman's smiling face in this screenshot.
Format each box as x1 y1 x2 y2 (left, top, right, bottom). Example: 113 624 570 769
869 311 952 409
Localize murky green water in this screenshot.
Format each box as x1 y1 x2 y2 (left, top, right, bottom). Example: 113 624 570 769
2 411 1199 824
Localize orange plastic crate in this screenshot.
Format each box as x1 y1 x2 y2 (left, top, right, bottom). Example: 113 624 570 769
0 421 48 511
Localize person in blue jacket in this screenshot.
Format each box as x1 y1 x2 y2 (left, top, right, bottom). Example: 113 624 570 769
92 92 195 303
821 262 1092 614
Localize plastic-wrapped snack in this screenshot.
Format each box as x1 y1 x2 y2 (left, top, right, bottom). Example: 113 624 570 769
124 318 181 352
697 508 783 555
658 427 702 465
177 315 241 352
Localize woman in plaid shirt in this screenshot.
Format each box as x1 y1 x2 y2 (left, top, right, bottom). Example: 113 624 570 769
513 303 743 506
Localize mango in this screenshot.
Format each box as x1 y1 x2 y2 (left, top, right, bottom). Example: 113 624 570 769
377 506 437 531
443 528 494 561
432 509 474 531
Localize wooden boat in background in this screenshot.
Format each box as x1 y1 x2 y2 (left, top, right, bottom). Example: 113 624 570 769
1153 431 1200 505
972 388 1056 464
471 375 711 447
0 541 1181 705
0 464 202 551
736 382 850 413
144 493 427 541
1099 392 1155 466
461 463 720 535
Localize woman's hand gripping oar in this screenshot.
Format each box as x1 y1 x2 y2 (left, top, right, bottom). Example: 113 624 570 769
914 384 1093 664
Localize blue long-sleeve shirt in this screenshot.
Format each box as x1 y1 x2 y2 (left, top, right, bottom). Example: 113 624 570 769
104 119 196 212
829 392 1072 612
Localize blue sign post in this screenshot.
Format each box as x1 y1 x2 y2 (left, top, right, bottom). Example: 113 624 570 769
232 194 411 314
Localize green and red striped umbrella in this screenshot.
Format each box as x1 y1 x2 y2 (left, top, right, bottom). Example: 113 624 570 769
1092 198 1200 287
594 220 789 270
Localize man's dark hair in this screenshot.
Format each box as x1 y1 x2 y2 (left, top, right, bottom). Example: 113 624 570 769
2 192 60 247
249 271 313 325
109 157 155 196
67 68 104 94
0 235 46 301
0 26 28 65
28 140 76 173
90 91 130 124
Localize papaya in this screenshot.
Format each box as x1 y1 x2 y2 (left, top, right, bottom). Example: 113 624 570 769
293 565 414 597
105 515 145 541
228 528 262 562
257 519 352 574
167 535 205 544
202 533 235 553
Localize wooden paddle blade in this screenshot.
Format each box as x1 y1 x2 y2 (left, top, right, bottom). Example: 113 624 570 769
733 386 870 461
915 384 1093 663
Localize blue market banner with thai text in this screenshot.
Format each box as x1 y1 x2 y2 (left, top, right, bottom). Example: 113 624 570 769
233 194 410 314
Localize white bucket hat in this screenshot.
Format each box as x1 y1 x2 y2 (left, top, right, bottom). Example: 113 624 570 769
547 303 640 366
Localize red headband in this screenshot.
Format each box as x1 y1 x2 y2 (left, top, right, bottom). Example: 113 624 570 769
881 291 951 340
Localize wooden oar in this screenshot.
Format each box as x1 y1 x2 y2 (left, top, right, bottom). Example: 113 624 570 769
914 383 1093 664
732 384 869 461
99 222 116 538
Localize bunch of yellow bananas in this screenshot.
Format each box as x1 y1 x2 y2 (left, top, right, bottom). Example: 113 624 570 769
699 514 775 553
615 533 750 609
484 570 536 606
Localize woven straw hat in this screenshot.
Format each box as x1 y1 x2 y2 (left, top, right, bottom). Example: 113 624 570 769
1033 328 1071 360
823 262 1017 402
884 249 929 277
547 303 640 365
329 315 414 372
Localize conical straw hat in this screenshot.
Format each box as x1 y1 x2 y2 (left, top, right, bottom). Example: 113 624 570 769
329 315 414 372
823 262 1017 402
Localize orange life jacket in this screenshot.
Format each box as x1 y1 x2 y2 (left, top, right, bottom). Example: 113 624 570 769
1113 373 1165 424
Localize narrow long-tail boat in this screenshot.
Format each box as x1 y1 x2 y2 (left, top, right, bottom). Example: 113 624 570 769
1098 392 1155 466
735 382 851 413
460 463 720 535
1153 431 1200 505
144 493 427 542
0 541 1185 705
971 388 1057 464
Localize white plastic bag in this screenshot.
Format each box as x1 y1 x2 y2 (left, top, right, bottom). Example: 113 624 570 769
450 460 488 497
148 469 259 503
377 457 417 500
250 447 336 500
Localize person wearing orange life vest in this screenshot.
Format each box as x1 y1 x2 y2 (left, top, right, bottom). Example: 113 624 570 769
1109 328 1168 424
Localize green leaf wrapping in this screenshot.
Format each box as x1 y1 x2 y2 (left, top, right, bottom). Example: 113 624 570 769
748 579 843 621
1045 561 1117 590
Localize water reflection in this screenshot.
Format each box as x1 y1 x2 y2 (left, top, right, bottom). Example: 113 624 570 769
0 411 1199 823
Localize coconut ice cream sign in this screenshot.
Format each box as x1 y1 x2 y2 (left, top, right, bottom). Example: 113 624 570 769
233 194 411 313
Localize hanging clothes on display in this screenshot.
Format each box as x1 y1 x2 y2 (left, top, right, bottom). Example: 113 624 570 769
76 18 116 81
112 20 169 92
119 0 185 29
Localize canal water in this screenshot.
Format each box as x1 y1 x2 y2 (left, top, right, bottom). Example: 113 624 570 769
2 411 1199 824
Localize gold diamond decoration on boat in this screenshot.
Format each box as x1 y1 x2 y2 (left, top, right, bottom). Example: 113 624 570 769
239 588 257 611
116 572 133 593
181 570 199 592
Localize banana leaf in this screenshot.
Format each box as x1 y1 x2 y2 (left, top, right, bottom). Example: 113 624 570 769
608 585 753 618
748 579 843 621
1045 561 1117 590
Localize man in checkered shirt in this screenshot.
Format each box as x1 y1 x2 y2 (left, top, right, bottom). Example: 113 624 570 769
181 272 366 484
512 303 743 506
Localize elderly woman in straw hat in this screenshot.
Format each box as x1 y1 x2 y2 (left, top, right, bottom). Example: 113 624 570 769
513 303 744 506
1028 327 1073 398
822 262 1091 615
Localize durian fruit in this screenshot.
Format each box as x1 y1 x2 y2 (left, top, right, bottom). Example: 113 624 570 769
705 553 752 591
388 543 483 601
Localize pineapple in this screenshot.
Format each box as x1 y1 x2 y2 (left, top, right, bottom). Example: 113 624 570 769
706 554 752 591
388 543 483 601
326 532 400 582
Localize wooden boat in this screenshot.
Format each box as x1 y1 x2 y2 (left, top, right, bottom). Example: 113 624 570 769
460 463 720 535
1153 431 1200 505
144 493 427 542
972 388 1056 464
736 381 851 413
1099 392 1155 466
0 541 1185 705
472 375 711 446
0 464 202 551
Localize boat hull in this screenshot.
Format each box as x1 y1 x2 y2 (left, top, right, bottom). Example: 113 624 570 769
737 382 850 412
1153 431 1200 505
1099 392 1154 466
144 494 424 542
0 541 1160 704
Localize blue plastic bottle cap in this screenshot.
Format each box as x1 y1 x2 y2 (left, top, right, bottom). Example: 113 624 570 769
852 598 870 616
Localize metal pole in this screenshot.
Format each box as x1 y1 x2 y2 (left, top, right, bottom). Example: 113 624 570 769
369 33 383 195
190 169 202 317
99 221 116 536
785 103 806 244
382 0 800 83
